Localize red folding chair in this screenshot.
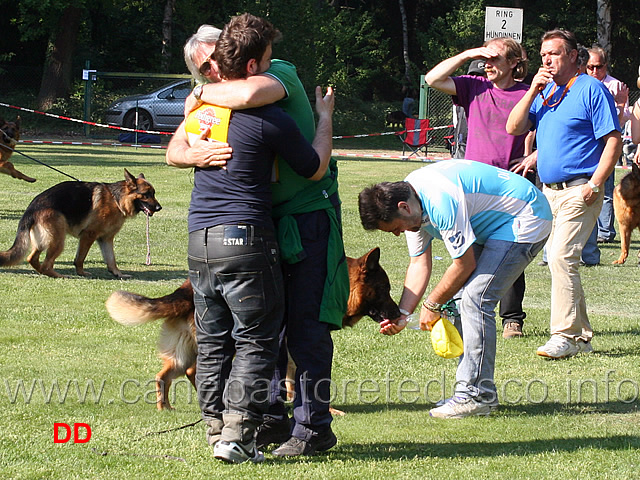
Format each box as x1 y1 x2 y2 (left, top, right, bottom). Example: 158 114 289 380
399 118 431 158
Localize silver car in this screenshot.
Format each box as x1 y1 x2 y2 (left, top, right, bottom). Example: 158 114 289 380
104 79 193 132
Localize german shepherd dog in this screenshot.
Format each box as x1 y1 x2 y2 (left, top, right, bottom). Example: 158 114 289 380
0 169 161 278
106 247 400 410
613 162 640 265
0 116 36 183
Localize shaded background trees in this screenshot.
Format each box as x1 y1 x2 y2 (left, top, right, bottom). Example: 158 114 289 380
1 0 639 119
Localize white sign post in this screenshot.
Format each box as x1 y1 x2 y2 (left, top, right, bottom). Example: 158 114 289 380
484 7 523 43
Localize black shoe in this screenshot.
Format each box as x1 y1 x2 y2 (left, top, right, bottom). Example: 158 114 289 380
272 428 337 457
255 416 291 450
579 261 599 267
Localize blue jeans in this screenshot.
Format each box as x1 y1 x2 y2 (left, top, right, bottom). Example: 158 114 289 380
581 222 601 265
597 171 616 241
188 225 284 444
454 239 547 403
266 209 336 442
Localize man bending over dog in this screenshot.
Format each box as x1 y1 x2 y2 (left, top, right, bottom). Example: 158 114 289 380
358 160 551 419
180 14 334 463
167 19 348 457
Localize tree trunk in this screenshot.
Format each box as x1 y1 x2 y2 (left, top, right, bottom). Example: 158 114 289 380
161 0 176 72
398 0 411 87
596 0 612 57
36 6 83 111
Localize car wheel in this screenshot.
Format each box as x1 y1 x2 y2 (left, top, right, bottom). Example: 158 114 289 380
123 110 153 131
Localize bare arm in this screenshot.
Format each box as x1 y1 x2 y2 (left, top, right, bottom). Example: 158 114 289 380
420 247 475 330
185 75 286 116
581 130 622 205
379 244 433 335
308 86 334 181
166 120 232 168
506 87 537 135
506 66 553 135
632 99 640 145
424 46 496 95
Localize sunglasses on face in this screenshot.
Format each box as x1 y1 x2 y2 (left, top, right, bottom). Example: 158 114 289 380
199 52 215 77
587 64 605 71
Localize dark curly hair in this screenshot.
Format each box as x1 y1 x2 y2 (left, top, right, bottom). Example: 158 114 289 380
358 182 413 230
215 13 282 80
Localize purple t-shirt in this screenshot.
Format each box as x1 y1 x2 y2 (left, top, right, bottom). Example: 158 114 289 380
452 76 529 170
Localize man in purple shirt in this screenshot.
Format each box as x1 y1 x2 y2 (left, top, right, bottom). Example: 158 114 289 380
425 36 534 339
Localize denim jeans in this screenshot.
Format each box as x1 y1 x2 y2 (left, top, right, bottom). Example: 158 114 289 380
454 238 547 403
596 171 616 241
266 209 336 442
188 225 284 444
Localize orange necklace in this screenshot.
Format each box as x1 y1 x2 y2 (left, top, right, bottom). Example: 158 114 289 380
542 73 580 108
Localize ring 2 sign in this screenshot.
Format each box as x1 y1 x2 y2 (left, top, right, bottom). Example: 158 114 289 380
484 7 523 43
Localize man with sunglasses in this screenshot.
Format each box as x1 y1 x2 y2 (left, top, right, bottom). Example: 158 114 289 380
584 46 630 248
166 17 348 458
507 29 622 359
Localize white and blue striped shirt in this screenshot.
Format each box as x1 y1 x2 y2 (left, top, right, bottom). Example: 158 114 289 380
405 160 552 259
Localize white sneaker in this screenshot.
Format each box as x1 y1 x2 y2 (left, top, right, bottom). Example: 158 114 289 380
537 335 580 359
429 396 494 419
213 440 265 464
434 396 499 409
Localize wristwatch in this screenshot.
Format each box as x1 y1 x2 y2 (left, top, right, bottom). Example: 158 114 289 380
193 84 204 101
587 180 600 193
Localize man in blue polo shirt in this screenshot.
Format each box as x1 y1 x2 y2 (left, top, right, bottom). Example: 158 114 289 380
358 160 552 419
507 29 622 360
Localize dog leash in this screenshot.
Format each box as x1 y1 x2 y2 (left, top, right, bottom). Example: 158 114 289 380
0 142 81 182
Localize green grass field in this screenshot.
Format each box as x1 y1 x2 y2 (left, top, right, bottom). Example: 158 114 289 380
1 145 639 479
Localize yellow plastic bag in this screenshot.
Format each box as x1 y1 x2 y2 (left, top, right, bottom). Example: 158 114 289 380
430 317 464 359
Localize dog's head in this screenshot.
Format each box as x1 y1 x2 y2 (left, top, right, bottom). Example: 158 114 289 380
0 116 21 149
123 168 162 216
342 247 401 328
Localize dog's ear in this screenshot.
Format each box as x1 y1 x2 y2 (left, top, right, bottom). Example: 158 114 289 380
137 173 146 180
364 247 381 271
123 168 136 183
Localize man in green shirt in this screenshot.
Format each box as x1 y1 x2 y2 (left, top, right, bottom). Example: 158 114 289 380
166 19 348 457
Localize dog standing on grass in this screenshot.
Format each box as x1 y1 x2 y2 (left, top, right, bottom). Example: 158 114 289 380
0 116 36 183
0 169 161 278
106 247 400 410
613 162 640 265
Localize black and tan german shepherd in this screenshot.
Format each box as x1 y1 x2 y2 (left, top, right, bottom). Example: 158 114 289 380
106 247 400 410
613 162 640 265
0 169 161 278
0 116 36 183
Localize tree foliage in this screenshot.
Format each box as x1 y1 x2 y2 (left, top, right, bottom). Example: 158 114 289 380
1 0 639 110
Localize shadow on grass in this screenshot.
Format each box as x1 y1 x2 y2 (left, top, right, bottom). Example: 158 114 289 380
324 434 640 461
329 400 639 417
0 264 188 282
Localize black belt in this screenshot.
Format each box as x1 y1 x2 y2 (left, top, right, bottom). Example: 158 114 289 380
544 175 590 191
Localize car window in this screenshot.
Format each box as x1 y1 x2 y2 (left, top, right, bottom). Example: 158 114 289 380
156 82 190 100
172 85 191 100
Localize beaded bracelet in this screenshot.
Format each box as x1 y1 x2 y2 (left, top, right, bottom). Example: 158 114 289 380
422 299 442 312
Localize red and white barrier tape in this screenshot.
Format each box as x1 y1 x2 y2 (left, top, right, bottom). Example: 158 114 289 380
2 101 452 145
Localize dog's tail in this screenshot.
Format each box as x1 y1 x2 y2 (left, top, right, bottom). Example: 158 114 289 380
106 279 194 326
0 213 33 267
